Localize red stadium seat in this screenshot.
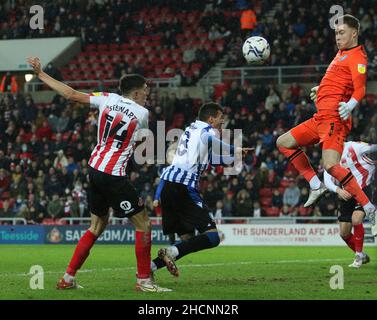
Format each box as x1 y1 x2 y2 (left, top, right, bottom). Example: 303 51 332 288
298 206 312 216
259 188 273 198
265 207 280 217
260 197 272 207
280 179 290 188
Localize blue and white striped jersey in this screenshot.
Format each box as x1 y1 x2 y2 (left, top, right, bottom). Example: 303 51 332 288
160 120 234 189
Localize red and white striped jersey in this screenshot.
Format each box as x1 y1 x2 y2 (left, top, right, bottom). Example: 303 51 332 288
325 141 377 192
88 92 148 176
340 141 376 188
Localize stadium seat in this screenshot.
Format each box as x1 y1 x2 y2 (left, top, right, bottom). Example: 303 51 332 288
260 197 272 207
259 188 273 198
265 207 280 217
298 206 312 216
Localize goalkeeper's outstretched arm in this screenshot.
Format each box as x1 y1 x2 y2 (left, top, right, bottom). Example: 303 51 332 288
27 57 90 104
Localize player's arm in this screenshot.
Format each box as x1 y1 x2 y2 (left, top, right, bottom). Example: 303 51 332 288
361 143 377 154
153 179 165 207
201 131 252 165
338 56 367 120
324 170 352 201
27 57 90 104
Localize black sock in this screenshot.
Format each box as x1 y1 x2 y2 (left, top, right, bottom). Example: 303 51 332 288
175 232 219 260
152 256 166 269
153 232 220 270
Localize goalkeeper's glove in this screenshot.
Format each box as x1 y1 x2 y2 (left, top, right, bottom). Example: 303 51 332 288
338 98 358 120
310 86 319 102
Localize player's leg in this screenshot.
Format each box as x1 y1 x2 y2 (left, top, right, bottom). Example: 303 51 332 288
57 167 109 289
339 221 355 252
129 208 172 292
276 119 325 206
57 213 109 289
156 228 221 277
338 193 369 268
151 232 194 274
351 210 369 263
129 209 152 280
323 148 376 223
167 228 220 261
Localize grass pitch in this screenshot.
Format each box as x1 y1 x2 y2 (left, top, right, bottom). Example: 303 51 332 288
1 245 376 300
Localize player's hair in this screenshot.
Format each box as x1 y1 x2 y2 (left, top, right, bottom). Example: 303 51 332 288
338 14 360 33
198 102 224 121
119 74 146 95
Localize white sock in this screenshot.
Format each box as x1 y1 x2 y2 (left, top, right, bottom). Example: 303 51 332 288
151 261 157 272
169 246 179 258
309 176 321 190
356 252 364 258
63 273 75 283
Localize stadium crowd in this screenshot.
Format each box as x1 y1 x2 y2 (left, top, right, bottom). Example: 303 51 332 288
226 0 377 78
0 79 375 223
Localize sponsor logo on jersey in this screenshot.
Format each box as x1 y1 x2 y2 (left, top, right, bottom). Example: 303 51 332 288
339 54 348 61
357 64 366 74
120 200 134 213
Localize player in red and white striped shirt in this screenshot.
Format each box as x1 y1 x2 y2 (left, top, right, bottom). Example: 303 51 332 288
28 57 171 292
324 141 377 267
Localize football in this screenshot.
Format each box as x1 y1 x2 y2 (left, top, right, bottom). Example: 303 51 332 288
242 36 270 64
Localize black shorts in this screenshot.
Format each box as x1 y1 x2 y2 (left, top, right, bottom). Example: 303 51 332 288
160 181 216 236
87 166 144 218
338 185 374 223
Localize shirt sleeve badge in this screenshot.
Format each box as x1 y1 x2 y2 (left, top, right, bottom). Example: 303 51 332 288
357 64 366 74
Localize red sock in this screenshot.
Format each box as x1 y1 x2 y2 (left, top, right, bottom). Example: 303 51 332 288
66 230 97 276
353 224 364 253
278 147 316 182
328 164 369 206
342 234 356 253
135 231 151 279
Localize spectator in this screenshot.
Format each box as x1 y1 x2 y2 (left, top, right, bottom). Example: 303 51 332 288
234 189 253 216
72 181 87 217
0 168 11 194
212 200 225 220
272 189 283 208
280 204 292 217
0 72 18 93
283 178 300 209
252 201 263 217
183 46 197 64
208 25 222 41
222 191 234 216
203 183 223 212
47 193 63 219
264 89 280 113
240 6 257 37
53 150 69 171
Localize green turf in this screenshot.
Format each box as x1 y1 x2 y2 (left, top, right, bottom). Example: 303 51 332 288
1 245 376 300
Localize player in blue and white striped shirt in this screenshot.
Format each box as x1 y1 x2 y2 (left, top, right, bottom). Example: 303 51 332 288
151 102 251 277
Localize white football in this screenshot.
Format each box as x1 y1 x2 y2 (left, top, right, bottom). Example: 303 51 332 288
242 36 270 64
